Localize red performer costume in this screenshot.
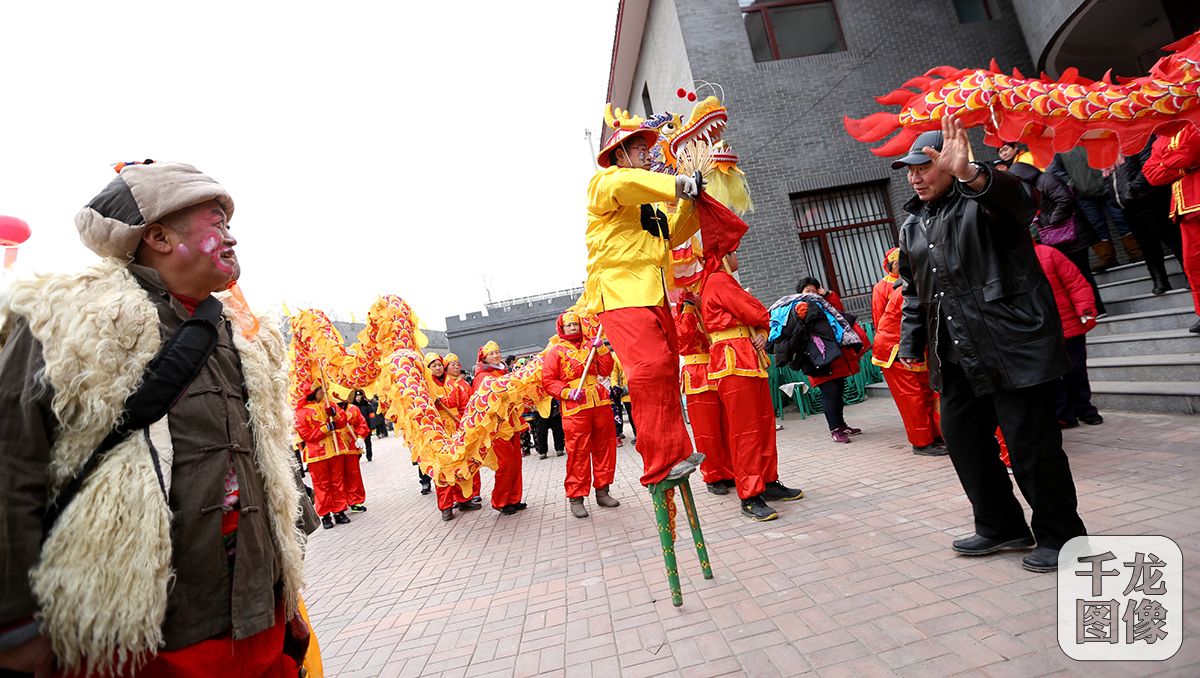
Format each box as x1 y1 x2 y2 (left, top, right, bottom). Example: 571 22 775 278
674 293 731 492
424 352 481 521
871 247 944 455
474 341 527 514
444 352 482 502
1144 125 1200 334
295 386 356 528
586 105 703 485
542 311 620 518
700 264 805 521
341 400 371 510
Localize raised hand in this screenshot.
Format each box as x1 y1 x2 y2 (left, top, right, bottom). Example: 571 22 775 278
923 114 975 182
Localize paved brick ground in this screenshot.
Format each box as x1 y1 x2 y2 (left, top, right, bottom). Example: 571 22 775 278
303 398 1200 677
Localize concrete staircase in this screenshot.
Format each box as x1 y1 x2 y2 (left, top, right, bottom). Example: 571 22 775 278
866 256 1200 415
1085 256 1199 414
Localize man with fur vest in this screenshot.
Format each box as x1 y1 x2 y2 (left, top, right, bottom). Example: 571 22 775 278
0 162 318 677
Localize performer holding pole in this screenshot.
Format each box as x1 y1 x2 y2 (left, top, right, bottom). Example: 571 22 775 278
542 312 620 518
585 104 706 486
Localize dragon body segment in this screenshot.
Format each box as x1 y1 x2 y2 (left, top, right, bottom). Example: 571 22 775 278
844 30 1200 169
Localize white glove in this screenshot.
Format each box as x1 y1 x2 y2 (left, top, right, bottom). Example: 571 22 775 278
675 174 700 200
355 438 366 450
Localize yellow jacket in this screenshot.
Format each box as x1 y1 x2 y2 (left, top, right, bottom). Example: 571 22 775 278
585 167 700 313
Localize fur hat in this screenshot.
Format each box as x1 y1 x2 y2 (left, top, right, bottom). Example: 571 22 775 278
75 162 235 261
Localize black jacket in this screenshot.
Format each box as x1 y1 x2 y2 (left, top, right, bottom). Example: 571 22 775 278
1113 139 1170 209
898 165 1069 395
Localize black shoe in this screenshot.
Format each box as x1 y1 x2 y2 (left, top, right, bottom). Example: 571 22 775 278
1022 546 1060 572
1079 414 1104 425
839 424 863 436
456 501 481 511
707 482 730 496
469 496 483 506
349 504 367 513
740 495 778 522
420 483 432 495
762 481 804 501
500 505 518 515
1058 419 1079 429
1190 318 1200 335
333 511 351 525
556 450 565 457
512 502 527 511
321 514 334 530
366 455 372 462
441 508 454 521
539 453 547 459
952 534 1034 556
913 444 949 456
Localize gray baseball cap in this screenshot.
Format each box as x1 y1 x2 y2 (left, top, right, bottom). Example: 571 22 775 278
891 130 944 169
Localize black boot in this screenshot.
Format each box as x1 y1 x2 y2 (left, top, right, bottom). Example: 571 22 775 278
1148 262 1173 295
1190 318 1200 335
952 534 1034 555
1022 546 1060 572
333 511 351 525
321 514 334 529
441 508 454 521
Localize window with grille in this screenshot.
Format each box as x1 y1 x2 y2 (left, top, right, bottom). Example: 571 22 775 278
790 182 898 319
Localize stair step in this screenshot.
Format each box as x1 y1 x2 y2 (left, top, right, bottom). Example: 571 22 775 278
1093 255 1181 284
1103 288 1194 315
1085 353 1200 382
1089 306 1196 337
870 377 1200 414
1096 272 1190 299
1088 381 1200 415
1087 328 1200 358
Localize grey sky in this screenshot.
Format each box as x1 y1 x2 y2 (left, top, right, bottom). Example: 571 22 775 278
0 1 619 330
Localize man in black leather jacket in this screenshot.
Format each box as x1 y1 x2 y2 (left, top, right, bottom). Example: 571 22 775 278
893 116 1087 573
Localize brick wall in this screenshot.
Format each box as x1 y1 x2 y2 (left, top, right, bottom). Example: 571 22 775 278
653 0 1034 307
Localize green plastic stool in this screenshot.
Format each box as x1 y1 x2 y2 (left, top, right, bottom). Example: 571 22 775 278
647 475 714 606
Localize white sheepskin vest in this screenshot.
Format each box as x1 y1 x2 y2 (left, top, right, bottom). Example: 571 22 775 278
0 259 306 676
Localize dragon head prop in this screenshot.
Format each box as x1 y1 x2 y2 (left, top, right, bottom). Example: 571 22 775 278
843 28 1200 170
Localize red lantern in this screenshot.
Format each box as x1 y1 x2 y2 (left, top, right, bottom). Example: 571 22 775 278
0 215 31 270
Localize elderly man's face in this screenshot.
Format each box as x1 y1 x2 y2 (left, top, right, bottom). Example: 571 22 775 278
907 162 955 202
616 140 652 170
171 200 240 292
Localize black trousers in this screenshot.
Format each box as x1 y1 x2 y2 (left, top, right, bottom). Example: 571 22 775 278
819 377 847 430
362 431 373 461
1056 335 1099 424
939 360 1087 550
1126 192 1184 281
533 413 564 455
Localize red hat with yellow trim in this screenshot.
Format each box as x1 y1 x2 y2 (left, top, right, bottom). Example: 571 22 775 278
597 104 660 168
882 247 900 273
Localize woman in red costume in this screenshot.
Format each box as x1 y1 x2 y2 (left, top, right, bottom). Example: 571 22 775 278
674 293 732 496
701 256 805 521
443 352 482 507
542 311 621 518
474 341 528 515
425 352 481 521
871 248 945 456
338 394 372 512
295 386 356 529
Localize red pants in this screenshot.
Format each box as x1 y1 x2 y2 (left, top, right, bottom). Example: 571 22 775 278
491 434 523 509
687 390 731 485
435 472 481 511
600 305 693 485
1181 216 1200 314
343 453 366 505
714 375 779 500
308 455 347 516
563 406 617 498
881 365 942 448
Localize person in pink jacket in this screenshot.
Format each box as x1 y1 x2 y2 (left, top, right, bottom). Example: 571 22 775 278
1034 243 1101 428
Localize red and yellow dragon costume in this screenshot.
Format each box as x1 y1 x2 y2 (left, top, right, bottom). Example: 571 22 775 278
844 30 1200 169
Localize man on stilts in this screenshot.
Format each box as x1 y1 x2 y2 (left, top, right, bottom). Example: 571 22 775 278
585 105 705 486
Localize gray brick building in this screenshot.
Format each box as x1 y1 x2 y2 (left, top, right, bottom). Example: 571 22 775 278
445 288 583 364
607 0 1198 316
